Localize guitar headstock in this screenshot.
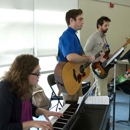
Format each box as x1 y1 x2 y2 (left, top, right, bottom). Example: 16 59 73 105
126 37 130 44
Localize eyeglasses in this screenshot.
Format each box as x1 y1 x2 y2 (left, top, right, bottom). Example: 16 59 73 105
30 72 41 77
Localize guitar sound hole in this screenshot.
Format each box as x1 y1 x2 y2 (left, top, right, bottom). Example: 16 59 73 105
79 65 84 74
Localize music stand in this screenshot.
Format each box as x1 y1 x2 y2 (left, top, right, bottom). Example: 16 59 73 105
102 47 124 68
75 80 98 113
119 49 130 61
102 47 125 130
112 59 117 130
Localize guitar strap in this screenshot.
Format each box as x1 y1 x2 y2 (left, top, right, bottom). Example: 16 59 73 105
74 31 85 55
102 35 108 51
81 45 85 54
102 43 106 51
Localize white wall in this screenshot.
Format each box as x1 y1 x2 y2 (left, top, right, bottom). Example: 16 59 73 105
79 0 130 84
79 0 130 54
93 0 130 7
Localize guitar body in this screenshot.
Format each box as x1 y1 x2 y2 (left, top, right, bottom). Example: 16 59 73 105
92 49 113 79
92 37 130 79
54 61 90 95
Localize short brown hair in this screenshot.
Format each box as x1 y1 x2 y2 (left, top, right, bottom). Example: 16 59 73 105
65 9 83 25
97 16 111 28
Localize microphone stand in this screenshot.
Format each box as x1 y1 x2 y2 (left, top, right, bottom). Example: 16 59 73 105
112 59 117 130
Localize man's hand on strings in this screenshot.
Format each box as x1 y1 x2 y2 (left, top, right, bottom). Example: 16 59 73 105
100 58 107 63
95 51 105 62
99 52 106 62
100 51 105 57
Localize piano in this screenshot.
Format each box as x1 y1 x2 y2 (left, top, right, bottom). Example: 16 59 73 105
51 82 111 130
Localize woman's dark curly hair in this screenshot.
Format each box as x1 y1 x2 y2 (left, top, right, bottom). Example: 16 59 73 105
2 54 39 101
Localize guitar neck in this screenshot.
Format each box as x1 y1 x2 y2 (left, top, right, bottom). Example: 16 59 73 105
102 38 130 67
84 51 101 69
112 42 128 57
95 52 101 59
103 46 126 67
84 62 90 69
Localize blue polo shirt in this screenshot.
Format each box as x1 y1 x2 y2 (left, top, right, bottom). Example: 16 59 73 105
58 27 83 62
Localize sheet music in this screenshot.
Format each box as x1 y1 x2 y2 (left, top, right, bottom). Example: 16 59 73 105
78 96 84 104
85 96 109 105
77 80 98 104
117 59 129 64
105 47 124 67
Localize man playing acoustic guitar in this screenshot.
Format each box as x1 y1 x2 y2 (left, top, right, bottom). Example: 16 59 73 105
56 9 104 103
84 16 111 96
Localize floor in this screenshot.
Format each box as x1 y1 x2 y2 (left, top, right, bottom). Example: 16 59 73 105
110 90 130 130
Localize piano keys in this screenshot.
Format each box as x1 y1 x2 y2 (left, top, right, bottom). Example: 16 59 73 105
51 81 111 130
51 103 79 130
51 99 110 130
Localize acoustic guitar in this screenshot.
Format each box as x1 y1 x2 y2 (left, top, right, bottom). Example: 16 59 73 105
92 38 130 79
54 53 101 95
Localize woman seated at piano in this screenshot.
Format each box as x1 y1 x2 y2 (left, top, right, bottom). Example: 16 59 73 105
0 54 63 130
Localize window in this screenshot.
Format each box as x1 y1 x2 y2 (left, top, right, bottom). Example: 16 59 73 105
0 0 78 94
0 0 78 71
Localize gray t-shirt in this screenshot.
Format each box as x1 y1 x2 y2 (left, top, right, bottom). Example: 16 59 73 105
84 30 107 56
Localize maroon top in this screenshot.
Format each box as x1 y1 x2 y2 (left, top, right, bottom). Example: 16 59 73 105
21 99 33 122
